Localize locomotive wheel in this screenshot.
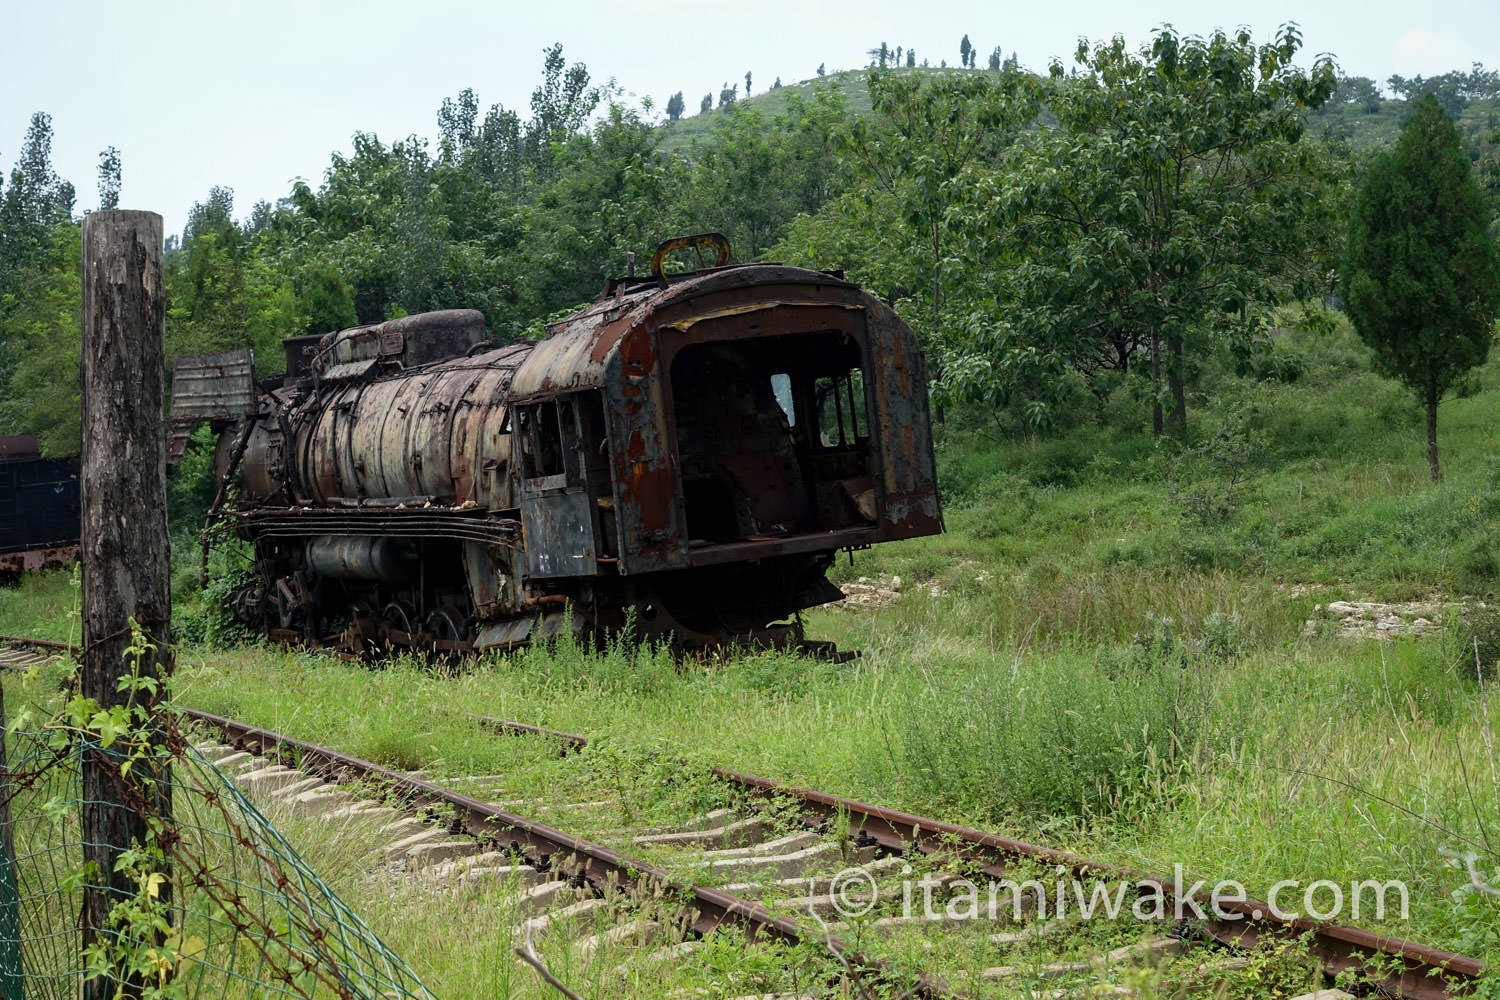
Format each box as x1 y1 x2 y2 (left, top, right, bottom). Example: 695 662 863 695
426 604 468 644
381 601 417 643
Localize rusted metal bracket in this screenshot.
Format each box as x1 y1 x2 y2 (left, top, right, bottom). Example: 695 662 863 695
649 233 731 280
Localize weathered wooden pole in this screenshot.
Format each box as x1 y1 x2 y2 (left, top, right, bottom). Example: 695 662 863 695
79 211 173 1000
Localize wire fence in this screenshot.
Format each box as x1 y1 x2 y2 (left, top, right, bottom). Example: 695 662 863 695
1 719 437 1000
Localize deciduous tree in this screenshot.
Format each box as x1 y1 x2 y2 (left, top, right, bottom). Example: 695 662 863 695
1340 94 1500 480
982 25 1340 434
96 147 121 210
812 67 1038 373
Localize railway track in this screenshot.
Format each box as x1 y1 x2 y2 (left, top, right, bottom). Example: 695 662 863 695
180 707 947 999
475 716 1489 1000
0 633 75 669
0 633 1487 996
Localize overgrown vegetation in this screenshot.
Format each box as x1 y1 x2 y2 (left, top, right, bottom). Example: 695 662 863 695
3 23 1500 999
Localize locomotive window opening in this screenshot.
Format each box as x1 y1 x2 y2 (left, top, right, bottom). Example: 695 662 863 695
770 373 796 427
556 398 579 479
578 392 610 481
815 369 867 450
520 402 566 479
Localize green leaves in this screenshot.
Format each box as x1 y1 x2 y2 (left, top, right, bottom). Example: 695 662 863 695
976 24 1346 433
1340 94 1500 478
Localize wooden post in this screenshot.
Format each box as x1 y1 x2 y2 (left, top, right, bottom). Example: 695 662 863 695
79 211 173 1000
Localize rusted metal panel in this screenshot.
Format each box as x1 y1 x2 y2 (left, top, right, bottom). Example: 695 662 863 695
0 544 79 574
167 348 255 461
521 484 595 577
169 349 256 422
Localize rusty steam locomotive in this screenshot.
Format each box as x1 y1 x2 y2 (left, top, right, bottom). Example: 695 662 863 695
171 236 942 653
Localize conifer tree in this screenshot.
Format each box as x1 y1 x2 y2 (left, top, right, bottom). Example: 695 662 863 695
1341 94 1500 479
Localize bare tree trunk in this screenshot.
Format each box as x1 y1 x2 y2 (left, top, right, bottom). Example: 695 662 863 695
79 211 173 1000
1427 393 1441 482
1150 328 1163 437
1168 332 1186 437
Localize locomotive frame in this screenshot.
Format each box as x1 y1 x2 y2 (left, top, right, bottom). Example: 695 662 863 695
174 237 943 653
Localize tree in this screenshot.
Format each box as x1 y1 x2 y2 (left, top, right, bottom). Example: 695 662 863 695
682 91 847 260
701 93 713 114
988 46 1003 71
1330 73 1383 113
1386 69 1489 120
718 82 738 109
960 34 973 69
772 77 782 89
1340 94 1500 480
0 112 75 293
0 222 81 453
666 91 685 121
836 67 1039 345
907 49 916 69
297 265 358 335
96 146 121 210
817 63 825 77
984 25 1340 434
744 70 752 96
525 43 599 177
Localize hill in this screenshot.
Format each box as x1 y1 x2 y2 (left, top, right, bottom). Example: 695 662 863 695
1312 94 1500 153
655 69 873 152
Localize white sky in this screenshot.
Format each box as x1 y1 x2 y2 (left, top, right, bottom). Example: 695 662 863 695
3 0 1497 239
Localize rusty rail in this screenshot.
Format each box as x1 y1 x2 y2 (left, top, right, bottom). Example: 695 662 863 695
0 634 79 655
0 643 1483 995
477 715 1485 1000
178 707 951 998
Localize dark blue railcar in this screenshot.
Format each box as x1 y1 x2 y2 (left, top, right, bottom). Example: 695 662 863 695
0 435 80 584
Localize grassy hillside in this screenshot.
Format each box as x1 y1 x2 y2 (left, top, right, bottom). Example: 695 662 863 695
851 312 1500 617
656 70 872 152
1312 96 1500 153
660 66 1500 165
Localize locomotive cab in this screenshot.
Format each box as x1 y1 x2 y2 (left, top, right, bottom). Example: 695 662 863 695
503 245 943 644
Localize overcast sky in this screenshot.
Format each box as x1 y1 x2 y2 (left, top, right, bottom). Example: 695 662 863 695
4 0 1497 239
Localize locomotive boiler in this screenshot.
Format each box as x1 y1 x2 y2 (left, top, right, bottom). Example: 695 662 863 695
171 236 943 653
